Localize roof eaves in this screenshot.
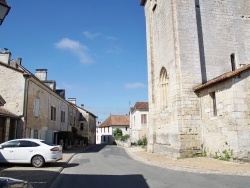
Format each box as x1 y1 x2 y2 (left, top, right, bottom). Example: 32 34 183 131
193 64 250 92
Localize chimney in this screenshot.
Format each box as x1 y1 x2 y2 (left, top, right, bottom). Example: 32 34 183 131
0 48 11 65
81 104 84 109
35 69 47 81
68 98 76 105
17 57 22 65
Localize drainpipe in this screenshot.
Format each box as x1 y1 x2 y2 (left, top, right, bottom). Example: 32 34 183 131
199 93 204 153
22 74 31 138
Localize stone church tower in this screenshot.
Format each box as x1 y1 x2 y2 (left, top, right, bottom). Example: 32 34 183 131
140 0 250 159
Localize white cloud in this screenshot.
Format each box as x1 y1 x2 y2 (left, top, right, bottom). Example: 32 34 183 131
83 31 100 39
55 38 93 64
125 82 147 89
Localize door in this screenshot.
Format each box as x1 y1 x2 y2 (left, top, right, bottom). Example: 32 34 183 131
0 140 18 162
14 140 40 162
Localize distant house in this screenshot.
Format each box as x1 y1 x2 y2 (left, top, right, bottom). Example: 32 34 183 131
130 102 149 144
76 104 98 145
96 115 129 145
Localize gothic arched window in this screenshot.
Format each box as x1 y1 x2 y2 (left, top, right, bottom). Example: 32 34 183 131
160 67 168 109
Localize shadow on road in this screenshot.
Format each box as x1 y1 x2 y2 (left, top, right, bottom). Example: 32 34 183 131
52 174 150 188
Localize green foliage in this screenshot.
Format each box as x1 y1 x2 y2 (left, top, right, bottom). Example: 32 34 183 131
192 150 207 158
58 131 73 144
120 134 130 141
58 131 73 149
219 149 233 161
74 134 88 145
137 136 147 147
212 149 233 161
113 129 130 142
113 128 123 140
113 128 123 137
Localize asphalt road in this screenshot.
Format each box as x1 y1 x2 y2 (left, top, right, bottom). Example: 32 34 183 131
51 145 250 188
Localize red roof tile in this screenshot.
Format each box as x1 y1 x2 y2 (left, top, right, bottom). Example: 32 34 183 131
193 64 250 92
130 102 148 112
99 115 129 127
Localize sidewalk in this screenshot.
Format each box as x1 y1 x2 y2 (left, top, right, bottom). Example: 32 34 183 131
125 147 250 177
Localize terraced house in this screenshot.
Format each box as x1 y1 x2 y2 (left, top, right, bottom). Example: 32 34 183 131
140 0 250 160
0 50 97 144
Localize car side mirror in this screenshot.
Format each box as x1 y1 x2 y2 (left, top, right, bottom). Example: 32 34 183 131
0 145 2 149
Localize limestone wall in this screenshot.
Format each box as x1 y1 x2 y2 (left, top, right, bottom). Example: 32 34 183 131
0 65 25 116
142 0 250 158
199 70 250 159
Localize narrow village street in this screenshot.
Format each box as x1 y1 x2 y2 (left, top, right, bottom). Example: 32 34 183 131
50 145 250 188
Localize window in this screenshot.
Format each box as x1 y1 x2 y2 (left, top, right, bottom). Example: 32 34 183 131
160 67 169 109
34 130 38 139
141 114 147 124
126 127 128 131
34 99 40 117
1 141 18 148
152 0 157 12
51 106 56 121
231 53 236 71
80 125 83 130
61 110 65 123
18 141 39 147
210 92 217 116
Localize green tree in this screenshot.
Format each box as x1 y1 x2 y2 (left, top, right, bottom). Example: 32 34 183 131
113 128 123 140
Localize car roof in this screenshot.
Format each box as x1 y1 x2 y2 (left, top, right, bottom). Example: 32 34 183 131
7 138 44 142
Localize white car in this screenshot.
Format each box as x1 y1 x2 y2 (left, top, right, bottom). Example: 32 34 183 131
0 138 62 168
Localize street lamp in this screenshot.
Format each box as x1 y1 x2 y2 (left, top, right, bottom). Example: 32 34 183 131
0 0 11 25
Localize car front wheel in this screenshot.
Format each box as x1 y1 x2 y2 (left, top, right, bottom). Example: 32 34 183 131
31 155 45 168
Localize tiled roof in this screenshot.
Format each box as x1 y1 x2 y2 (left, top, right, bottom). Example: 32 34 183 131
0 108 19 118
99 115 129 128
130 102 148 112
193 64 250 92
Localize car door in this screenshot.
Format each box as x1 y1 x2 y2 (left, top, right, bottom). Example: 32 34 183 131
14 140 40 162
0 140 18 162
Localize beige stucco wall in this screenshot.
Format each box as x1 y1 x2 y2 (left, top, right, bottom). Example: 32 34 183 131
130 110 148 143
26 79 70 133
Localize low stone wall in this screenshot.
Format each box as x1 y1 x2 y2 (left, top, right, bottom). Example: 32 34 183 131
115 139 131 148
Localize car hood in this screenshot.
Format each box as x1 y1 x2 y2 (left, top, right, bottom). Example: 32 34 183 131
0 177 33 188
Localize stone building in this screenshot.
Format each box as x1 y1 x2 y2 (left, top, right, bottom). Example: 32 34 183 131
76 104 98 145
0 51 81 144
140 0 250 159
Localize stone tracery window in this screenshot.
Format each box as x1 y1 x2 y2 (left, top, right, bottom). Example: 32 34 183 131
160 67 168 109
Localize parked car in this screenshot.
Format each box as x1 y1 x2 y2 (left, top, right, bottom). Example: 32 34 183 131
0 177 33 188
0 138 62 168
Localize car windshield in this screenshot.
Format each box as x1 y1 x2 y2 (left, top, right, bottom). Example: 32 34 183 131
41 141 57 146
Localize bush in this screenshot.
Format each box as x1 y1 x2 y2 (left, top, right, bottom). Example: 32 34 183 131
137 136 147 146
58 131 73 149
113 128 123 140
120 134 130 141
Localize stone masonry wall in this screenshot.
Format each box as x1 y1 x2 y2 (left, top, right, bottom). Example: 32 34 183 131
143 0 250 158
199 70 250 160
0 65 25 116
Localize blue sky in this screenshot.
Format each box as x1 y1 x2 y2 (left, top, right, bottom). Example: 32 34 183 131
0 0 148 123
